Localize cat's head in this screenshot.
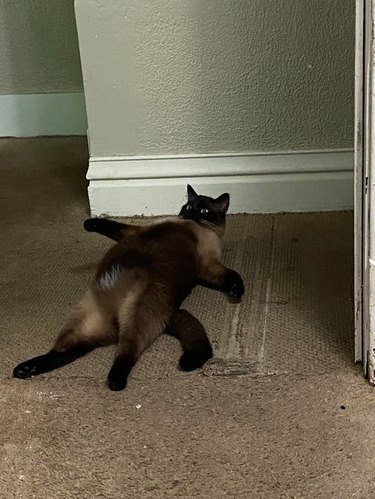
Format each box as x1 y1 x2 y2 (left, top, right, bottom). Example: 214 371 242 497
179 185 230 233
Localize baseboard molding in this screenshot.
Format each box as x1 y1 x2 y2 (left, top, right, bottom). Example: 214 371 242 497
0 92 87 137
87 149 354 216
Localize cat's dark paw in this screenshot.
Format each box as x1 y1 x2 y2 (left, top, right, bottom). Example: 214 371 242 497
13 360 38 379
84 218 102 232
107 367 128 391
227 271 245 303
107 355 134 391
107 377 128 391
179 346 213 372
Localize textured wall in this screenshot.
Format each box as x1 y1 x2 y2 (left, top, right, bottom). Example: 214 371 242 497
76 0 355 156
0 0 83 94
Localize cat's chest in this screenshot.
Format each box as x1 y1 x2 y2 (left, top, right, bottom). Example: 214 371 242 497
193 225 221 261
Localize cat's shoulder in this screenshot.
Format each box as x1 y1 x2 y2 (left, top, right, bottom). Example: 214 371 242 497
149 216 186 225
145 216 219 245
138 216 194 241
146 216 194 230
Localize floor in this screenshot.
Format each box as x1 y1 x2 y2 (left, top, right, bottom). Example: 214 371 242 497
1 137 373 498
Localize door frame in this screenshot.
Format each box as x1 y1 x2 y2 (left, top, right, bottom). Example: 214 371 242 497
355 0 375 383
354 0 364 365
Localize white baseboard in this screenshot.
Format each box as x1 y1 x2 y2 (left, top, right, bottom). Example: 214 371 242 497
87 149 354 216
0 92 87 137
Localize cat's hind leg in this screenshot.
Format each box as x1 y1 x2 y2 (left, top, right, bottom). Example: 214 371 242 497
166 309 213 371
107 296 169 391
13 291 116 379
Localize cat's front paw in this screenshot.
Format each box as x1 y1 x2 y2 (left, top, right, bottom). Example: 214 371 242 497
227 271 245 303
84 218 102 232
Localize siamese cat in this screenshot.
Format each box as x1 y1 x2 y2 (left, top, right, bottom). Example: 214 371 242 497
13 185 244 391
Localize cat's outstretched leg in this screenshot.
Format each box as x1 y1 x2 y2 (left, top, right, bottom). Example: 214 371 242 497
13 345 93 379
107 297 169 391
13 291 116 379
84 218 139 243
166 309 213 371
199 260 245 303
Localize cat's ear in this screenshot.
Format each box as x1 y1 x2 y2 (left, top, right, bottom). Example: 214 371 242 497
187 184 198 202
215 193 230 213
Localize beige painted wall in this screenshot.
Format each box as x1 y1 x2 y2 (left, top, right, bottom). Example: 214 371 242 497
76 0 354 157
0 0 83 95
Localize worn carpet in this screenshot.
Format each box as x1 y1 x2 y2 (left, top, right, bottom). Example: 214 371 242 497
0 137 353 381
0 137 362 499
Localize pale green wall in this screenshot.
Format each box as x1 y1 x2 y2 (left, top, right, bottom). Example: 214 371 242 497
76 0 355 157
0 0 83 95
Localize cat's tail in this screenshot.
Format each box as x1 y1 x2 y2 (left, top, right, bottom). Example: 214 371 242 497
166 309 213 371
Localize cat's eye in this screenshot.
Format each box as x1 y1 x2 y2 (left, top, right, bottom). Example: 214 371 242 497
186 205 192 210
200 208 209 214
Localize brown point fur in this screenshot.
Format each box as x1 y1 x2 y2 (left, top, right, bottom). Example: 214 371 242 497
13 187 244 390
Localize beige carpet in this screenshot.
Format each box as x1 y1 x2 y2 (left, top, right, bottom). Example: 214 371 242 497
0 137 353 381
0 137 364 499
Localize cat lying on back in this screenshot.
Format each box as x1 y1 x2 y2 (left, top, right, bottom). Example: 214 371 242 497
13 185 245 391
